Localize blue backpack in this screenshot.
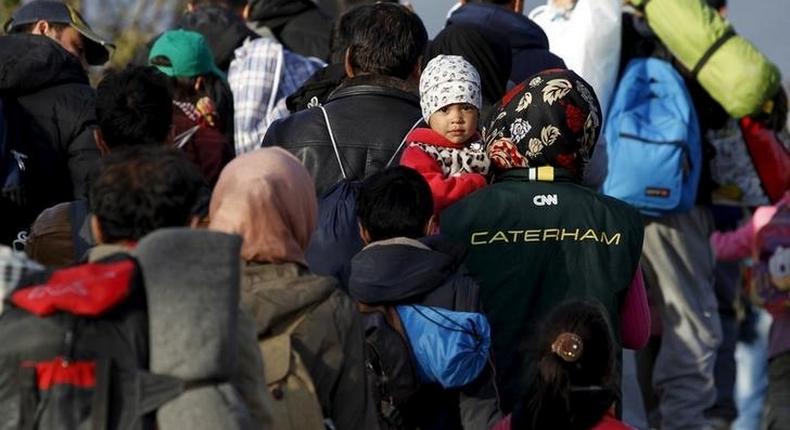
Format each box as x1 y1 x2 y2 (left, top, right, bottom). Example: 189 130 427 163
304 106 419 284
602 58 702 217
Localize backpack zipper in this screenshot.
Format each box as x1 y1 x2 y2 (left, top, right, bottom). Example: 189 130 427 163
618 133 686 148
618 133 692 173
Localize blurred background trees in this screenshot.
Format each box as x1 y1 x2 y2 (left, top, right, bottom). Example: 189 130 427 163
82 0 187 68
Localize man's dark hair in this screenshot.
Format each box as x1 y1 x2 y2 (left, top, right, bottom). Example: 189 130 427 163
90 146 205 243
330 3 364 64
96 66 173 149
330 1 399 63
357 166 433 241
345 3 428 80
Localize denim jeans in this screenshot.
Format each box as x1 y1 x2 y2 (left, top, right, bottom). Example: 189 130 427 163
733 307 771 430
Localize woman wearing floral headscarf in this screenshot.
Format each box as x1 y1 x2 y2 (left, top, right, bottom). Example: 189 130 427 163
440 69 649 413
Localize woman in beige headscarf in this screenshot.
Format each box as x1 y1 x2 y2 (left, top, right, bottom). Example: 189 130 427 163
209 147 379 430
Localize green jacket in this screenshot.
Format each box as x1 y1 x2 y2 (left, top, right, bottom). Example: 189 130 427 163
440 168 644 411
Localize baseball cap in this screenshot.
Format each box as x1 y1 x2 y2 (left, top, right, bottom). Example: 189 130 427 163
4 0 115 66
148 30 226 80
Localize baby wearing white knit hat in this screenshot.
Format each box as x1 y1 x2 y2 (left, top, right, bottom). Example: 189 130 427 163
400 55 490 218
411 55 490 179
420 54 483 144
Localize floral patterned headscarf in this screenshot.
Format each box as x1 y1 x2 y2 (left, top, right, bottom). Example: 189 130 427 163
484 69 602 178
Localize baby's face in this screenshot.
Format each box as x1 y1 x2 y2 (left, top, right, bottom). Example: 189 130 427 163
429 103 479 145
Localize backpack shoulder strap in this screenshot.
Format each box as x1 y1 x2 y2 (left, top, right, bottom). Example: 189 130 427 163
319 110 422 178
357 302 407 339
1 96 27 173
260 304 317 385
174 125 201 149
0 96 7 160
280 309 310 337
319 106 348 180
266 43 285 117
69 200 92 262
691 28 737 78
385 118 423 168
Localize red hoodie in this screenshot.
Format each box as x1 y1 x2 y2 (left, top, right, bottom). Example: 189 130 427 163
490 411 634 430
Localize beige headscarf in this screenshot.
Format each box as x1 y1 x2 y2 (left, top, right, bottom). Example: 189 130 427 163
209 147 317 265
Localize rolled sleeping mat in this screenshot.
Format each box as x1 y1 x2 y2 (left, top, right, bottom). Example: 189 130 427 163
134 228 252 430
629 0 781 118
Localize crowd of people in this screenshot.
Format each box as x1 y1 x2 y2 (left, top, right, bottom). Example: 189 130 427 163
0 0 788 429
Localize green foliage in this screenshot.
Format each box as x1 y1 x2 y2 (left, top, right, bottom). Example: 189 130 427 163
1 0 21 28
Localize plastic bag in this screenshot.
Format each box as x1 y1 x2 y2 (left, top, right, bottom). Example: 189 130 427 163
529 0 622 119
396 305 490 389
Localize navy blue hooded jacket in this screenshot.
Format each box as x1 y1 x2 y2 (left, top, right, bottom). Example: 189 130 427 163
348 236 480 311
348 235 502 430
447 3 565 84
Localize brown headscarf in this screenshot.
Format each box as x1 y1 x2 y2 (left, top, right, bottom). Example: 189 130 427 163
484 69 602 178
209 147 317 265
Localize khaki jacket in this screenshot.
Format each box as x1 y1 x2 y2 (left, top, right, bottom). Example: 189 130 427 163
241 262 380 430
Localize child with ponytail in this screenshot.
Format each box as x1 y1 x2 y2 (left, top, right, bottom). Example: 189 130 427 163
492 300 632 430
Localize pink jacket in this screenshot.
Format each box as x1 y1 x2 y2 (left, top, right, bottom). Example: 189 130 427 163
711 192 790 261
620 269 650 350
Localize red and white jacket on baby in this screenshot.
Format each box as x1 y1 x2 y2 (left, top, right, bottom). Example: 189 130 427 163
400 127 490 216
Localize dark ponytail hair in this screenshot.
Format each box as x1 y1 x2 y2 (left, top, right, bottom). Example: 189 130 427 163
149 55 234 140
511 300 619 430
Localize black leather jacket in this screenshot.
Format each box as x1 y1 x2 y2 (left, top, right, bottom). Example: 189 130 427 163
262 75 422 196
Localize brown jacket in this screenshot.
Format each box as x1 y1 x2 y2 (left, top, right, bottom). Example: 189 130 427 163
241 262 380 430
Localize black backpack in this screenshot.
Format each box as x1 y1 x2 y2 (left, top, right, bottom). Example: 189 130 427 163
0 97 26 200
357 304 421 430
0 255 185 430
357 259 489 430
0 96 30 245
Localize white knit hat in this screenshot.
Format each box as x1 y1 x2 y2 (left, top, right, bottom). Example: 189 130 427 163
420 55 482 122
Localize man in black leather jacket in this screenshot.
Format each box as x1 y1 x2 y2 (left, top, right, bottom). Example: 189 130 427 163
261 3 427 196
